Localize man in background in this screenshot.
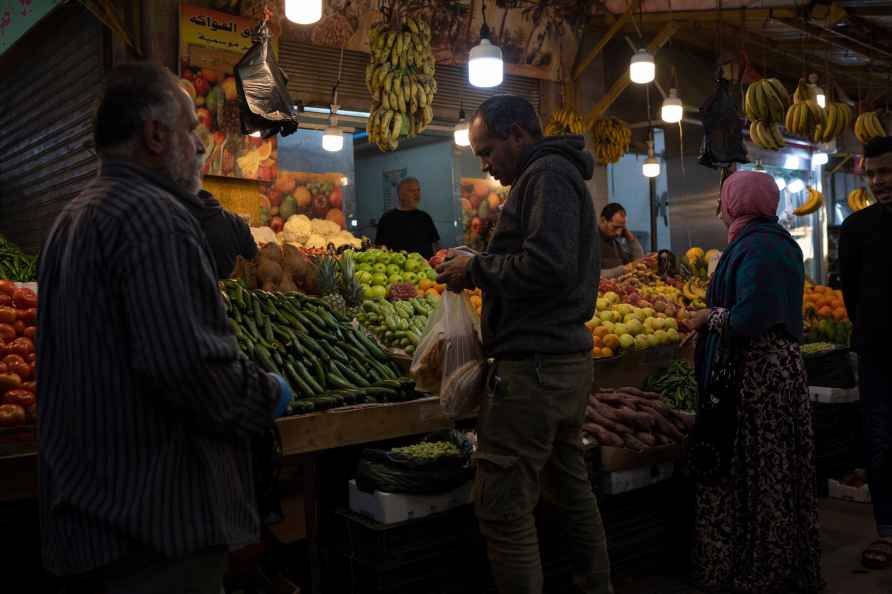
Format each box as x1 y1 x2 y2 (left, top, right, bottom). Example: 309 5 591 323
375 177 440 259
839 135 892 570
598 203 644 278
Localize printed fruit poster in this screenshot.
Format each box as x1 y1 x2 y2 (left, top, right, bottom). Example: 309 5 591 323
460 177 507 251
179 3 276 181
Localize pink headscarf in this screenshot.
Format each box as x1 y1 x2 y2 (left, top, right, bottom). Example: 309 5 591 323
720 171 780 243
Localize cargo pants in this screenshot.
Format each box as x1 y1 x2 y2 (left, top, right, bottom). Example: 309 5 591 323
474 352 613 594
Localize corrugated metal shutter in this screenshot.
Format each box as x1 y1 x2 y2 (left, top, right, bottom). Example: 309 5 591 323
279 41 541 123
0 6 105 255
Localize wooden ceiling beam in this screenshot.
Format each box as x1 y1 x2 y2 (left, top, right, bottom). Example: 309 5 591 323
602 7 798 25
573 3 636 81
773 16 892 63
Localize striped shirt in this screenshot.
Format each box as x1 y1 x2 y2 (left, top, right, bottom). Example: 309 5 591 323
37 161 279 575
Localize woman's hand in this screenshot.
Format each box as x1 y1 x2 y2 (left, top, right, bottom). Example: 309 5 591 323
688 308 711 332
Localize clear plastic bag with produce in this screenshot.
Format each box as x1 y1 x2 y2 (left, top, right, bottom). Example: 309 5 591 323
410 290 485 418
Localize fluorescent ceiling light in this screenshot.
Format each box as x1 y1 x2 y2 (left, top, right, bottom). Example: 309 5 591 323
302 106 371 118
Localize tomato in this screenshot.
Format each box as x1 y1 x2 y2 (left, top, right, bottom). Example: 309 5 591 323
23 326 36 340
12 320 25 336
7 337 33 357
0 281 15 297
3 389 34 408
12 288 36 310
0 403 26 427
3 354 24 367
25 353 35 364
0 294 10 307
0 307 16 324
21 380 36 394
4 359 29 380
0 324 14 342
18 308 37 324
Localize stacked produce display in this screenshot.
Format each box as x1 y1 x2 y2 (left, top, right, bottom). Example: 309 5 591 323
260 171 352 236
803 282 852 345
352 249 440 301
220 280 421 416
355 296 437 355
0 282 37 428
584 387 694 451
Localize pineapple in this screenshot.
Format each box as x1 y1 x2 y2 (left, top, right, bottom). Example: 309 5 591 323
317 256 346 313
338 254 364 309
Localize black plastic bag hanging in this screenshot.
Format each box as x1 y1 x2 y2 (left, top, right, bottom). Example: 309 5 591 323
698 77 749 169
234 19 300 139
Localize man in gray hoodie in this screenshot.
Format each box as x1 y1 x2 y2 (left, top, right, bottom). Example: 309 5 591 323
437 96 610 594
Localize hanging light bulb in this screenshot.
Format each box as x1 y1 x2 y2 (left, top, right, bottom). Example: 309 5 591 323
813 152 829 166
816 88 826 109
249 130 262 138
454 103 470 146
661 88 683 123
642 139 660 178
629 48 655 85
775 177 787 191
285 0 322 25
468 2 503 88
322 126 344 152
322 102 343 152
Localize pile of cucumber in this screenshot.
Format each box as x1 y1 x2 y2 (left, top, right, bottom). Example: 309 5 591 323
220 281 421 416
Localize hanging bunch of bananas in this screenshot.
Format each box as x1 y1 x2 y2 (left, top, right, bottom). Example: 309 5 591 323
590 118 631 165
847 187 873 212
854 111 886 145
785 79 826 142
745 78 789 151
793 186 824 216
815 102 853 143
544 108 586 136
366 16 436 152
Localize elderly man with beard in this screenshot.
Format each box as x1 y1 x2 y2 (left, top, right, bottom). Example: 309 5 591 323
840 136 892 571
37 63 291 593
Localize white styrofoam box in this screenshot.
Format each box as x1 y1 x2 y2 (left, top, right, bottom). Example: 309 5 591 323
828 479 871 504
809 385 859 404
348 479 472 525
600 463 674 496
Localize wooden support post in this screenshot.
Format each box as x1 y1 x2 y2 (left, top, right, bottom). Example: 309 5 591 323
585 22 679 126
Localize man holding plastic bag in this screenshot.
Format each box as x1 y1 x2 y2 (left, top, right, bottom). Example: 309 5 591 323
436 96 610 594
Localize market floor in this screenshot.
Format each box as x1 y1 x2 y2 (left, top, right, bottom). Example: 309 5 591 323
613 498 892 594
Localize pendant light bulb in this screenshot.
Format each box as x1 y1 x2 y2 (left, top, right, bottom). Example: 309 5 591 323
642 139 660 178
469 7 503 88
454 104 470 146
630 48 655 85
322 127 344 152
661 88 683 124
285 0 322 25
816 89 826 109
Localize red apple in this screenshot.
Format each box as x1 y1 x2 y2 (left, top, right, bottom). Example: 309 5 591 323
270 216 284 233
328 186 343 210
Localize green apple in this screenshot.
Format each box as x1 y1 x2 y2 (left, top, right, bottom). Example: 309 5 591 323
645 334 659 348
370 285 388 299
404 271 419 284
626 319 643 336
388 253 407 268
596 297 609 311
388 273 403 285
356 271 372 284
425 268 437 281
634 335 650 350
357 263 373 274
654 329 669 345
405 259 421 273
664 318 678 331
619 334 635 350
598 311 613 323
386 264 401 276
373 262 388 273
614 323 629 336
371 272 388 286
666 328 680 343
361 283 372 297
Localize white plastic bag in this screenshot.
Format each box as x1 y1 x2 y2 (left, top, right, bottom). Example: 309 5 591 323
410 290 485 418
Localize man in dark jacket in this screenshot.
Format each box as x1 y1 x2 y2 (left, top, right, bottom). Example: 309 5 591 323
38 63 291 592
840 136 892 569
437 96 609 594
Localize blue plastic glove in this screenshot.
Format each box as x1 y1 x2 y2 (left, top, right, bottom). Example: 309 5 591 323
269 373 293 418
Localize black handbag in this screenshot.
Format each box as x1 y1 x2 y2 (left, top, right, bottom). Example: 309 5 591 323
688 332 739 485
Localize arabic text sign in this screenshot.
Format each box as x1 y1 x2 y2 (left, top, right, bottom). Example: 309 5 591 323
180 3 255 69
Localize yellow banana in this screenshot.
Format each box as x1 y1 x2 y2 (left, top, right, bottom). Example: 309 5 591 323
794 187 824 216
768 121 785 149
760 80 785 123
765 78 791 110
822 104 837 142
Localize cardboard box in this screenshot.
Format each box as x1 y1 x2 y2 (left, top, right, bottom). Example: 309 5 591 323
598 444 685 472
348 479 472 525
601 463 675 495
809 385 859 404
828 479 871 503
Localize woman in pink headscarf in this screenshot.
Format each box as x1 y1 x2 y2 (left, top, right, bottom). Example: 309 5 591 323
688 171 821 593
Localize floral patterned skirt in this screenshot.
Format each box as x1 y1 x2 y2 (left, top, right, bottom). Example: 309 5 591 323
692 332 822 593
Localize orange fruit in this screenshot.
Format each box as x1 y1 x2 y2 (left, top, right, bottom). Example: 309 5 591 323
601 347 614 358
603 334 620 350
592 347 602 358
832 307 847 321
592 326 610 339
426 288 440 299
818 306 833 318
593 336 602 348
418 278 434 291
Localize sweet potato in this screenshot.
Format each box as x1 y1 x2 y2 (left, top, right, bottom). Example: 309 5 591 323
582 423 624 447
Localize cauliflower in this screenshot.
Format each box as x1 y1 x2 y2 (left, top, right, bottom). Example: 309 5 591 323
305 233 328 249
311 218 340 238
331 230 361 248
250 226 278 246
275 232 286 245
283 215 312 244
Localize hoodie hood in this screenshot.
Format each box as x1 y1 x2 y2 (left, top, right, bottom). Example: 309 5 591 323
520 135 594 181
